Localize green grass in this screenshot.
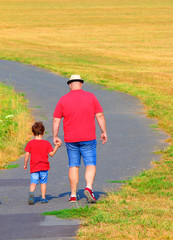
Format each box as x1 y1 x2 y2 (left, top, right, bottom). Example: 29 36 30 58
106 178 133 183
106 180 127 183
0 85 20 149
0 83 33 168
32 106 42 108
3 164 20 169
43 205 95 219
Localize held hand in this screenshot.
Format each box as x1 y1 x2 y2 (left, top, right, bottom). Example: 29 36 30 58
54 136 62 146
100 132 107 144
55 141 62 148
57 141 62 147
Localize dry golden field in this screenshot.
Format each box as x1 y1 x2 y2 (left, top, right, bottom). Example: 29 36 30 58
0 0 172 136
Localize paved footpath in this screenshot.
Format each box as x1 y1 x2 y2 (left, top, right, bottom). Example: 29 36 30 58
0 60 168 239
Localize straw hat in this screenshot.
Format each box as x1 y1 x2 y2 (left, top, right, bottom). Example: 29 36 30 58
67 75 84 85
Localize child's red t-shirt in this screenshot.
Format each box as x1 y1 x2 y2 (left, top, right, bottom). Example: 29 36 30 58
25 139 53 173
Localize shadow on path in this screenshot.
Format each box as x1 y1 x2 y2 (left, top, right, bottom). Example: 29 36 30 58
57 189 106 202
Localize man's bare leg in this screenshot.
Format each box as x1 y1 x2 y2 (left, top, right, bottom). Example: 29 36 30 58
69 166 79 196
85 165 96 190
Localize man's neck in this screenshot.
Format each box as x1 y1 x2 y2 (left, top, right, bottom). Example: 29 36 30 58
71 88 82 91
70 82 83 91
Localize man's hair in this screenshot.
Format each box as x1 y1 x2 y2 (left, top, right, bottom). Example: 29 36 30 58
32 121 45 136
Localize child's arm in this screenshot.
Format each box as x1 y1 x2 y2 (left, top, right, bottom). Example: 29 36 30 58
49 142 61 157
24 152 30 170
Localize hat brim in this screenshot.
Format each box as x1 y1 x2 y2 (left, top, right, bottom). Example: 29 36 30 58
67 79 84 85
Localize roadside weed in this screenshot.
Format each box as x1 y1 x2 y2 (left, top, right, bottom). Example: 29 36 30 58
3 164 20 169
0 83 33 168
43 205 95 219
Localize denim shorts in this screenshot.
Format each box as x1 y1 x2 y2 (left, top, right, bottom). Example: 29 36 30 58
30 170 48 184
66 140 97 167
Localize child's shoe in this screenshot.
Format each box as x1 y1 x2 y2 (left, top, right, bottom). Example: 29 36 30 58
28 192 34 205
41 198 48 204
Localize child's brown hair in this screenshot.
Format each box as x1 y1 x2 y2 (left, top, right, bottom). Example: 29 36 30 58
32 121 45 136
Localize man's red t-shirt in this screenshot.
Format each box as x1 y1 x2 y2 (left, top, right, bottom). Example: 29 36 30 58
53 89 103 142
25 139 53 173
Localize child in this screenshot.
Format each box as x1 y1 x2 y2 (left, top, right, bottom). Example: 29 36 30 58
24 121 61 205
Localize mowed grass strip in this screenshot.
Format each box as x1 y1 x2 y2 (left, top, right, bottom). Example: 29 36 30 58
0 0 173 238
44 151 173 239
0 83 33 169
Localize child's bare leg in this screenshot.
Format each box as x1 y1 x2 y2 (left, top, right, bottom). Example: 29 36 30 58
30 183 36 192
41 183 47 199
28 183 36 205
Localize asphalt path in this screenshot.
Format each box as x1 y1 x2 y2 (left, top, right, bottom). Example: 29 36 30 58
0 60 168 239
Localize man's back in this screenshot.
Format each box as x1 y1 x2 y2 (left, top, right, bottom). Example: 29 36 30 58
53 89 103 142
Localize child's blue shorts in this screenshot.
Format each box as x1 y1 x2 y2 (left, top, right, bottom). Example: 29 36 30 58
30 170 48 184
65 140 97 167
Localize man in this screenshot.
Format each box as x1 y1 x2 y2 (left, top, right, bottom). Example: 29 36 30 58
53 74 107 203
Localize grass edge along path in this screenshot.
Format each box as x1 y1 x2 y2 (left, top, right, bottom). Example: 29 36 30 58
0 82 33 169
43 148 173 239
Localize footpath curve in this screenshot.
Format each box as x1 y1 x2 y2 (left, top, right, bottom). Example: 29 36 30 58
0 60 168 240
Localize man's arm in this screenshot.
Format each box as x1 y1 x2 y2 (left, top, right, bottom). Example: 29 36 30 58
95 112 107 144
53 117 62 145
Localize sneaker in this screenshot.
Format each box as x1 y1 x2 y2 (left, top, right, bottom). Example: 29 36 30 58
28 192 34 205
69 196 77 203
41 198 48 204
84 187 96 203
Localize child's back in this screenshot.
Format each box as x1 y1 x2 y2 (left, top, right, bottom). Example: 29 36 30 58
24 121 61 205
